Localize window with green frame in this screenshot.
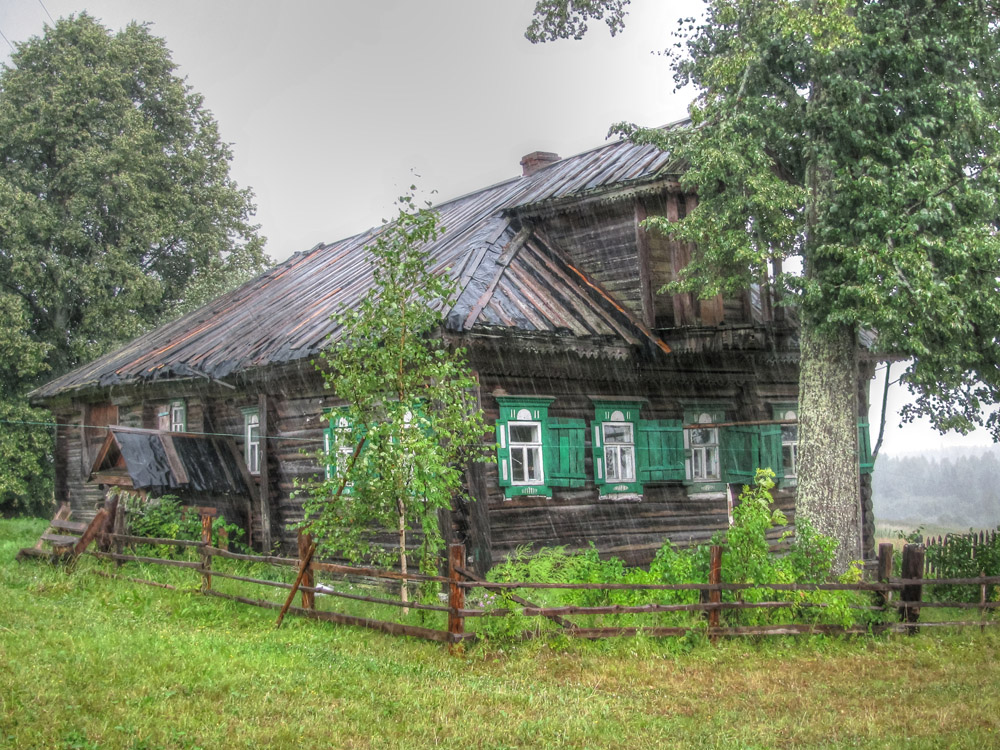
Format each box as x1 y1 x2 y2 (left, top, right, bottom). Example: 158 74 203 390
322 410 357 494
684 406 726 489
592 400 683 496
495 396 586 499
771 403 799 479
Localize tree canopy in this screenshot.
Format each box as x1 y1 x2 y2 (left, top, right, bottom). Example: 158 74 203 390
0 14 269 514
529 0 1000 567
301 191 492 601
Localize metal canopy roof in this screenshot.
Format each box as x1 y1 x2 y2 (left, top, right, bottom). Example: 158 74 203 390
89 426 256 496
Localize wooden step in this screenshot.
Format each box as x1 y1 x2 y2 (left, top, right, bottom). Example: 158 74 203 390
40 533 80 547
16 547 52 560
50 519 88 533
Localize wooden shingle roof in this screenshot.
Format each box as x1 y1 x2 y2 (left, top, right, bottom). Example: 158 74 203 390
32 128 684 400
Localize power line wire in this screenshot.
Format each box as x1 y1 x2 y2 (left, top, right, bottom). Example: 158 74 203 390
0 418 323 443
0 24 15 53
37 0 55 25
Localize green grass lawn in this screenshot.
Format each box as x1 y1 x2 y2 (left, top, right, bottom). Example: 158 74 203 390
2 518 1000 750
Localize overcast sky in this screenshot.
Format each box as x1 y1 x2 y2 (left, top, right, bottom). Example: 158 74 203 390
1 0 995 455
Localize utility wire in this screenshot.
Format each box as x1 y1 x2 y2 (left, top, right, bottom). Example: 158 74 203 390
0 418 323 443
0 25 15 53
37 0 55 25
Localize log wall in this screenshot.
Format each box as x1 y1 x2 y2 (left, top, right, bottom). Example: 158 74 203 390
468 347 801 566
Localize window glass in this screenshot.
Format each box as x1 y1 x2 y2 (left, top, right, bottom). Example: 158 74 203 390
688 412 720 481
602 422 635 482
781 409 798 478
244 411 261 474
509 421 543 484
169 401 186 432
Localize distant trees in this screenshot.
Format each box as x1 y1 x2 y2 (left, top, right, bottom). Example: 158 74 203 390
872 452 1000 529
0 14 269 514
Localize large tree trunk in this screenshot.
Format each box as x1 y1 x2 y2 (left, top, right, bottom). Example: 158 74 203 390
795 318 862 573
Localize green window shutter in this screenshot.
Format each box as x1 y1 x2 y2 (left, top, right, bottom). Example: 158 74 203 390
637 420 684 482
495 422 512 488
547 418 586 488
759 423 784 480
722 425 759 486
858 419 874 474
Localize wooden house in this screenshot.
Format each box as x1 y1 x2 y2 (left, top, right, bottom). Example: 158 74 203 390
30 130 876 572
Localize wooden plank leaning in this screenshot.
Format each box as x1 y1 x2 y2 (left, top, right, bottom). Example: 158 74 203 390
275 436 366 629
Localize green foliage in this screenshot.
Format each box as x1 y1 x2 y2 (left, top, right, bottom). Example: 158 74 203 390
535 0 1000 439
120 493 243 557
5 517 1000 749
478 469 872 642
924 529 1000 603
300 189 492 579
0 13 269 515
527 0 1000 566
525 0 630 42
0 13 268 374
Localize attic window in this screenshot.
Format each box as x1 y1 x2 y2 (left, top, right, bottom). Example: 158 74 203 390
159 400 186 432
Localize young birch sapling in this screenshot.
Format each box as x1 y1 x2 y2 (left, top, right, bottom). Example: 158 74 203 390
301 189 492 608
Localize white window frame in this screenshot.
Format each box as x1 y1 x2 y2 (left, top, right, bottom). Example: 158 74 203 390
244 409 261 475
602 418 636 483
325 415 355 484
686 412 721 482
508 419 544 486
780 409 799 478
169 400 186 433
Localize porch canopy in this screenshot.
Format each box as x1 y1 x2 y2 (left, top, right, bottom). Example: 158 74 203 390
89 425 254 496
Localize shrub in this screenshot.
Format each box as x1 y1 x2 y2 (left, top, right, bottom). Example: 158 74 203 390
118 493 243 557
924 528 1000 602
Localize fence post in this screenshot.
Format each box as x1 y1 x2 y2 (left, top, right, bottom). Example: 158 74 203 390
99 494 118 553
708 544 722 644
200 513 212 594
448 543 466 650
876 543 894 610
298 530 315 610
981 572 988 634
900 543 924 635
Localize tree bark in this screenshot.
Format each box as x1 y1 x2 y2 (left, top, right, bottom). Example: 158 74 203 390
398 497 409 614
796 318 862 573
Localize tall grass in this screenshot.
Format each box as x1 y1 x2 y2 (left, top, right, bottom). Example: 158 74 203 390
2 519 1000 749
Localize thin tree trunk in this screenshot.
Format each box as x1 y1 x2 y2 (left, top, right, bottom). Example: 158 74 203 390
398 497 408 614
796 317 862 573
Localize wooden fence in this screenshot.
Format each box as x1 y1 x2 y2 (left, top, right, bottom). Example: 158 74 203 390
923 529 998 576
85 518 1000 646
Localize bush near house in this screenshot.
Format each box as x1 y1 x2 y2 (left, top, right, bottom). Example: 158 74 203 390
478 470 875 640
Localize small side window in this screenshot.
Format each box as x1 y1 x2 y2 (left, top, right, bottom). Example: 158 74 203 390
243 408 261 475
780 409 798 478
169 400 186 432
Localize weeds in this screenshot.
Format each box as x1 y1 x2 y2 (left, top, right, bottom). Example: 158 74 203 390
3 517 1000 748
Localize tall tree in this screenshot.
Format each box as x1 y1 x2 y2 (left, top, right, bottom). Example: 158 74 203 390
0 14 269 514
301 191 492 605
529 0 1000 568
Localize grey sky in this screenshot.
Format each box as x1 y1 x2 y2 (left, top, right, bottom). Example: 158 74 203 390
1 0 994 455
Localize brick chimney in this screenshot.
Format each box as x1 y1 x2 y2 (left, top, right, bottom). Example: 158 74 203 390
520 151 560 177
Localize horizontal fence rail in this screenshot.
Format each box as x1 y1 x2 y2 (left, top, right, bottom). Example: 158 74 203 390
80 522 1000 647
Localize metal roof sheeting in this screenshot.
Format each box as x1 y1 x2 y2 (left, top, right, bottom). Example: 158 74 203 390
32 129 684 400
